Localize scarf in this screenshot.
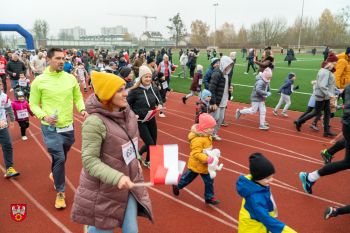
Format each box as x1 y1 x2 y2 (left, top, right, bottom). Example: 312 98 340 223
197 70 203 75
321 61 336 73
140 83 151 90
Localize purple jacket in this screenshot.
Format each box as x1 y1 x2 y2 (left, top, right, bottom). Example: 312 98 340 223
11 100 34 121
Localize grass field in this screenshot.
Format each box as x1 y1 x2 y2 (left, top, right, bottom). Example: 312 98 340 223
164 51 343 117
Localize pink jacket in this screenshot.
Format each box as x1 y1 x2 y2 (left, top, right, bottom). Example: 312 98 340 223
11 100 34 121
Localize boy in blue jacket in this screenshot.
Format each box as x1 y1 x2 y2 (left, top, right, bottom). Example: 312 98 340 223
236 153 296 233
272 73 299 117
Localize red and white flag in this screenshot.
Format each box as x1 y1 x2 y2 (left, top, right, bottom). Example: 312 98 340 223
150 144 186 185
142 110 157 123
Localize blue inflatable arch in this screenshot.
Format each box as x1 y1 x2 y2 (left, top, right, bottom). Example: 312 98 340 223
0 24 35 50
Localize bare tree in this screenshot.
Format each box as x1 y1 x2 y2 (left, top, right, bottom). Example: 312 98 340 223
41 20 50 38
237 25 247 45
247 23 262 45
258 16 287 45
190 20 210 45
33 20 43 39
167 13 187 47
221 22 236 45
342 5 350 26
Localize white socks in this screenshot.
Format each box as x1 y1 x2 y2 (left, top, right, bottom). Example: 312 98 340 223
308 171 321 182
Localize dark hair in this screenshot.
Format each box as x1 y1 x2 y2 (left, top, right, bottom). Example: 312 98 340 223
47 47 63 59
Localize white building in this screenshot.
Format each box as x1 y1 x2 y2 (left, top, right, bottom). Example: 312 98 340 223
139 31 163 42
60 27 86 40
101 26 128 35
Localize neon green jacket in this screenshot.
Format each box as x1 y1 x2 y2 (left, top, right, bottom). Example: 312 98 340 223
29 66 85 128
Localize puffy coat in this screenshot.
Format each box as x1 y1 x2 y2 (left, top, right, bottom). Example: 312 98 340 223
5 59 26 80
334 52 350 89
118 59 128 69
314 64 335 101
133 57 145 73
156 53 163 66
255 56 274 73
11 99 34 121
341 82 350 126
190 72 203 91
284 50 297 62
0 57 7 75
142 61 158 74
250 74 269 102
195 99 212 124
180 54 188 66
277 78 298 95
188 124 212 174
246 52 255 64
71 94 153 230
127 84 162 120
203 65 214 90
190 52 199 66
236 175 296 233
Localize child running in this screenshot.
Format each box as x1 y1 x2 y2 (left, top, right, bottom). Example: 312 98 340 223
74 62 88 92
272 72 299 116
119 66 134 90
236 68 273 130
172 113 220 205
14 73 31 101
157 72 171 117
195 89 213 123
182 65 203 104
11 90 35 140
236 153 296 233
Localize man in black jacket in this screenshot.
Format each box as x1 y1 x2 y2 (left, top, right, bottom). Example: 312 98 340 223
323 46 330 61
156 50 163 66
81 52 90 69
5 53 26 89
150 48 155 58
208 56 234 141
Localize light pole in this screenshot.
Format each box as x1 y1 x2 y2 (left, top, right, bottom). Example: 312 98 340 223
213 3 218 48
298 0 305 51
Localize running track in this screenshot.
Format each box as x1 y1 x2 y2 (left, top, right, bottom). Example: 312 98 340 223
1 80 349 232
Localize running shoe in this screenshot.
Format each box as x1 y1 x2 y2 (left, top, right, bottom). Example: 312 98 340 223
281 111 288 116
236 109 241 120
244 72 248 74
259 125 269 130
159 113 166 117
324 206 338 220
212 135 222 141
310 122 319 131
205 197 220 205
264 121 269 126
272 110 279 116
320 150 333 165
55 192 66 209
22 136 28 140
253 72 257 75
299 172 315 194
4 167 20 178
49 173 56 190
143 160 150 169
172 185 180 196
221 121 228 127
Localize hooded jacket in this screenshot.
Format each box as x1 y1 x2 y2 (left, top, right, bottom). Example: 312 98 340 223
188 124 212 174
250 74 269 102
195 99 212 124
209 56 233 105
334 52 350 89
70 94 153 230
314 62 335 101
284 50 297 62
5 59 26 80
203 65 214 90
11 99 34 121
190 72 203 92
236 175 296 233
277 78 298 96
255 56 274 73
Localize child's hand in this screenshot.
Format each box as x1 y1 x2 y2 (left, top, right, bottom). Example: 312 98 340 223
296 85 299 89
196 87 200 91
277 92 281 95
267 92 272 97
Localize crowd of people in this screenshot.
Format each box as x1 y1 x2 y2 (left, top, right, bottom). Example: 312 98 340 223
1 44 350 233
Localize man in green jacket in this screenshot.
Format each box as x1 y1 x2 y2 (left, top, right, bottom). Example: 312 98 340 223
29 47 88 209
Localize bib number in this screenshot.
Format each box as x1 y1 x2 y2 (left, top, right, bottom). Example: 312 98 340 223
0 69 5 74
162 81 168 89
98 63 104 68
56 124 74 133
17 109 28 119
121 137 138 165
199 79 202 85
19 79 27 87
79 70 84 74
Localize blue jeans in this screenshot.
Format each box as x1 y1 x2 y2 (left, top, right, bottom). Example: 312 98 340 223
0 127 13 169
242 52 245 58
176 169 214 200
10 79 18 89
41 123 75 192
34 73 41 77
88 193 138 233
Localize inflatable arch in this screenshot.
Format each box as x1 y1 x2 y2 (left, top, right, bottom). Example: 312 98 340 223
0 24 35 50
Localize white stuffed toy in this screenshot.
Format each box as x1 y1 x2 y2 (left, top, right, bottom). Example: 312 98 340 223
207 149 223 179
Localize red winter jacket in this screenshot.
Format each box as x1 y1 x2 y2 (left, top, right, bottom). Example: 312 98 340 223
190 72 203 91
0 57 7 75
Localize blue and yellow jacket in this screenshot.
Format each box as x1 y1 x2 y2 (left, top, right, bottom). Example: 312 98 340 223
236 175 296 233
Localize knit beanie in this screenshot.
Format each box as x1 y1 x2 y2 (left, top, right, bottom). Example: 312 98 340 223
163 54 168 59
230 52 236 60
288 72 296 79
262 68 272 81
249 153 276 181
138 49 143 54
201 89 211 99
147 56 154 64
119 66 132 78
327 52 339 62
346 46 350 55
158 72 164 80
91 71 126 105
197 64 203 70
139 65 152 78
211 57 219 67
196 113 216 134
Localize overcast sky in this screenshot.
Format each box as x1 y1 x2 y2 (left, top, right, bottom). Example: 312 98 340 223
1 0 349 38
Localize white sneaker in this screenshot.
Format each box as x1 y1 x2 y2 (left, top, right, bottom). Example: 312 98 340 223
244 72 248 74
253 72 257 75
212 135 222 141
159 113 166 117
22 136 28 140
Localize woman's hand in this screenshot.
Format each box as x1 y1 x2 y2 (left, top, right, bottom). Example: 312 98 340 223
157 104 163 110
158 86 161 90
135 115 139 119
117 176 134 189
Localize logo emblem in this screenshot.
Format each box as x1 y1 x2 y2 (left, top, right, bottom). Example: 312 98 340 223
11 204 26 222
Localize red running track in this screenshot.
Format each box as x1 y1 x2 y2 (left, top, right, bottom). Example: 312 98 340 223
1 81 349 232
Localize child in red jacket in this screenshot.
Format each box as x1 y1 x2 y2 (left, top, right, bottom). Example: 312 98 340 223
182 65 203 104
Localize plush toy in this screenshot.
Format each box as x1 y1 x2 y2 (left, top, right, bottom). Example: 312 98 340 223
207 149 223 179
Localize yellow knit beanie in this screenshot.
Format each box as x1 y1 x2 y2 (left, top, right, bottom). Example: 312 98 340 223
91 71 126 105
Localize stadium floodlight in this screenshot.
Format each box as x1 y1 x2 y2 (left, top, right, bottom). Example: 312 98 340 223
213 4 218 48
298 0 305 50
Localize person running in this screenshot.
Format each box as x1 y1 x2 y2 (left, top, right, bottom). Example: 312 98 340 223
30 52 46 77
63 57 74 73
294 53 338 137
158 54 172 86
284 49 297 67
74 62 88 92
203 57 220 90
323 46 330 61
244 49 256 75
5 53 26 89
195 89 213 123
132 49 145 78
119 66 134 90
254 50 275 73
334 47 350 94
241 46 247 58
127 66 163 169
20 53 31 79
189 51 200 78
71 71 154 233
29 47 88 209
0 55 8 94
157 72 171 118
182 65 203 104
207 49 211 61
81 52 90 69
178 51 188 79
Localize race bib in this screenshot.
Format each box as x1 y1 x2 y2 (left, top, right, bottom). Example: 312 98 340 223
98 63 104 68
19 79 27 87
162 81 168 89
56 124 73 133
17 109 28 119
79 70 84 75
0 69 4 74
199 79 202 85
121 137 138 165
291 85 294 92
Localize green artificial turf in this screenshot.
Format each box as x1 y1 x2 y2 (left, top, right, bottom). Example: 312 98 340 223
165 52 343 117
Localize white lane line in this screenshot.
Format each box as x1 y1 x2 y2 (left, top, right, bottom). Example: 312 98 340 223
0 164 73 233
330 132 343 144
148 187 238 229
28 127 77 193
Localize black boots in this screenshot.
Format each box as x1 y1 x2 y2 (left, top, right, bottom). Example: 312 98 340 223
294 120 302 132
182 97 187 104
323 128 338 137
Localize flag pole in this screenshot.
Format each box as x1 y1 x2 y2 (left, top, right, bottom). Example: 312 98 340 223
133 182 154 187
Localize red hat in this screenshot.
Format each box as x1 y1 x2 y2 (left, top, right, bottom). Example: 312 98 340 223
327 52 339 62
196 113 216 133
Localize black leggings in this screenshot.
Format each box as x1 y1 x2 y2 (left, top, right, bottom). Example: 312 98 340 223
165 76 170 87
297 106 322 124
17 120 29 136
288 61 291 65
138 117 157 162
328 138 346 155
190 65 196 78
1 74 7 94
300 100 330 132
318 124 350 176
337 205 350 215
247 63 256 73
